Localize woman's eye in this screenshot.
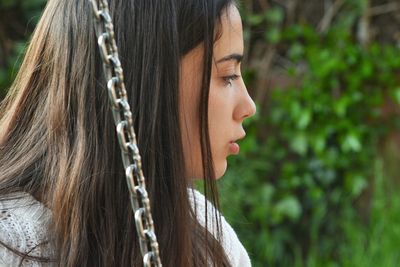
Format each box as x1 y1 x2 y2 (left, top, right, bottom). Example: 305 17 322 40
222 74 240 86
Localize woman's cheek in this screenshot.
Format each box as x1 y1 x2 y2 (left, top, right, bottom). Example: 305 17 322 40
208 83 233 178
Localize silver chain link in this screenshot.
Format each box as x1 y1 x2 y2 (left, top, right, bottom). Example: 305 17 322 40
88 1 162 266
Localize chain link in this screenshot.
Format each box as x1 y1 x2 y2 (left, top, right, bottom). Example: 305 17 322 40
88 1 162 266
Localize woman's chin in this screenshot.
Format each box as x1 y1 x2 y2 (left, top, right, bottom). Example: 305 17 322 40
214 160 228 179
188 159 227 180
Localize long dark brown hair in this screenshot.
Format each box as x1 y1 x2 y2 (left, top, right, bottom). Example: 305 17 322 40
0 0 235 266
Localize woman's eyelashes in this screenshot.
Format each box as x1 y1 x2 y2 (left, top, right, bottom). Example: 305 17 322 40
222 74 240 86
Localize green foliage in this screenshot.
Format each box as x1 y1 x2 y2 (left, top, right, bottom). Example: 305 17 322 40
0 0 46 98
0 42 26 98
339 159 400 267
220 15 400 267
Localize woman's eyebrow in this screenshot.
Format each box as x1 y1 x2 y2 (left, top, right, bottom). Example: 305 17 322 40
216 53 243 64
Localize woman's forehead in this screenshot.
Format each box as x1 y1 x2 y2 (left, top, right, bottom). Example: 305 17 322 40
213 5 244 60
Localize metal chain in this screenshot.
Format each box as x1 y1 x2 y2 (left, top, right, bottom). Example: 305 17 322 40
88 1 162 266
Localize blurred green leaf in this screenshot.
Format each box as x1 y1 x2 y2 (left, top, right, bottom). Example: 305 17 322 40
265 7 284 24
265 27 281 44
392 87 400 105
290 132 308 155
273 196 302 222
247 14 264 25
341 133 362 152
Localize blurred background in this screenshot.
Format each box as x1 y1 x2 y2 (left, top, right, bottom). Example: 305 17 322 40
1 0 400 266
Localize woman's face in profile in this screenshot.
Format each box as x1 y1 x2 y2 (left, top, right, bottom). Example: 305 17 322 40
180 4 256 179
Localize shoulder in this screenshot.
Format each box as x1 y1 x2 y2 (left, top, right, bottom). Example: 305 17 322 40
0 192 53 266
188 189 252 267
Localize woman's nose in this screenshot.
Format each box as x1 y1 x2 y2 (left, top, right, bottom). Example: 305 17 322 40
234 80 256 121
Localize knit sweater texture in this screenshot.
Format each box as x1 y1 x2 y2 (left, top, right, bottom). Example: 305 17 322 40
0 190 251 266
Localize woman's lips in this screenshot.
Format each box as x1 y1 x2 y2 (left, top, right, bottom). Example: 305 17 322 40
229 133 245 155
229 141 240 155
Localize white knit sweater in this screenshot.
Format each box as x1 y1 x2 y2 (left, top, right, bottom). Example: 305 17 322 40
0 190 251 266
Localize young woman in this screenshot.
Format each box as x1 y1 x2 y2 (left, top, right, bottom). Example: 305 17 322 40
0 0 256 266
